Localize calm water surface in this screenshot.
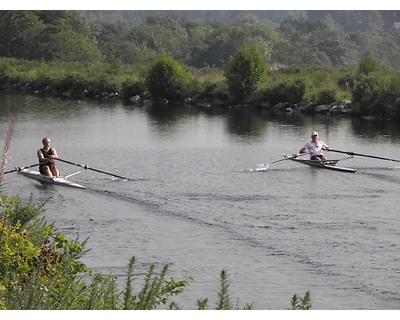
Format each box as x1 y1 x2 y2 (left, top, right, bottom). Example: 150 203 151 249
1 93 400 309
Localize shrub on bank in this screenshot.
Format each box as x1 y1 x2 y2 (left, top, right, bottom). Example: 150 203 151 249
145 56 192 101
2 56 400 116
261 78 306 105
351 71 400 117
224 45 267 102
316 88 337 105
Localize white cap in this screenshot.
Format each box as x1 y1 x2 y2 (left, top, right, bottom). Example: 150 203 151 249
311 131 319 136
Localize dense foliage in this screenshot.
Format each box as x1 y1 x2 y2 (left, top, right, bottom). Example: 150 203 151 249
0 11 101 62
224 45 266 101
1 11 400 69
145 56 193 101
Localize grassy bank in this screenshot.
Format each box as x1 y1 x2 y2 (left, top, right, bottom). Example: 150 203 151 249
0 57 351 102
1 57 400 118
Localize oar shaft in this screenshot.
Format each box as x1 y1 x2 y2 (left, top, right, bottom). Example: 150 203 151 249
259 152 309 168
4 162 43 174
57 158 128 180
330 149 400 163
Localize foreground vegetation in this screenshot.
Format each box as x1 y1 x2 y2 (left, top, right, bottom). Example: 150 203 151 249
0 192 312 310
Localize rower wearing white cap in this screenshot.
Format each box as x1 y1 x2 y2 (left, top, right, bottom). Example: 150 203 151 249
299 131 330 161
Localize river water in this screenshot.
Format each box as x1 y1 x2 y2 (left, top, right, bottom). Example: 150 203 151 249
1 92 400 310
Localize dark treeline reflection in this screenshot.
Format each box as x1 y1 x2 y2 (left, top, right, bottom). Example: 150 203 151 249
350 117 400 142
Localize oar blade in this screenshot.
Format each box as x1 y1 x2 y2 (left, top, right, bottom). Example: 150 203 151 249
256 153 308 170
256 163 270 170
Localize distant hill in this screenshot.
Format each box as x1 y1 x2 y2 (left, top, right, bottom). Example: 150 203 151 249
83 10 295 26
84 10 400 31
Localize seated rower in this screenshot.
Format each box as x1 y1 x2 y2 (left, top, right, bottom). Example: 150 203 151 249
37 137 60 177
299 131 330 161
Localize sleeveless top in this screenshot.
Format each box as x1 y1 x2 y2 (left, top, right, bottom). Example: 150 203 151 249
39 148 55 174
41 147 54 159
39 148 54 168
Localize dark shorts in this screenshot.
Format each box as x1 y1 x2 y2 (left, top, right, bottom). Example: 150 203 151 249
311 155 324 160
39 165 47 175
39 164 54 175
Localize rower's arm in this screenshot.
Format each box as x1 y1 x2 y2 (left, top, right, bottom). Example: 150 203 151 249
50 148 58 159
37 149 46 162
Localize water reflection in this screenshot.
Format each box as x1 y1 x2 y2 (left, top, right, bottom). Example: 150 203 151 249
0 93 88 121
144 102 192 126
3 92 400 144
350 117 400 142
225 108 267 137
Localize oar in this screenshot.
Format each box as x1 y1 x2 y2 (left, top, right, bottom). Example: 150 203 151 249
56 158 128 180
4 162 43 175
329 149 400 163
257 152 309 169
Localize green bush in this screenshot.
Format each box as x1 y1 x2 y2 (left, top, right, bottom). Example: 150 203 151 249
224 45 266 102
262 78 306 105
351 71 400 117
317 88 337 105
145 56 190 101
197 81 230 102
121 79 147 99
358 55 378 75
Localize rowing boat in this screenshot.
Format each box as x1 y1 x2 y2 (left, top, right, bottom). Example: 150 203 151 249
284 155 356 173
18 169 86 189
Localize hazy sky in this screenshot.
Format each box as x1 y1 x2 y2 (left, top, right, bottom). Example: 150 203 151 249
2 2 399 10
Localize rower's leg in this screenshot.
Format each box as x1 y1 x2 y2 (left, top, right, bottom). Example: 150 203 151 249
43 166 53 177
50 164 59 177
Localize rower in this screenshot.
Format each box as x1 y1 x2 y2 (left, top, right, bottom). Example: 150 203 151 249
37 137 60 177
299 131 330 161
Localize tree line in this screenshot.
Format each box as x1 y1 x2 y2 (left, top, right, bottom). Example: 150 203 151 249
1 10 400 69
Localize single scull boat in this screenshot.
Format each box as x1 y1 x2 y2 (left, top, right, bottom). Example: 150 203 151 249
283 155 356 173
17 168 87 189
7 158 128 188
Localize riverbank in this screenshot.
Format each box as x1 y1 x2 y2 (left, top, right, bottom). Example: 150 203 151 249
0 85 362 118
1 57 399 119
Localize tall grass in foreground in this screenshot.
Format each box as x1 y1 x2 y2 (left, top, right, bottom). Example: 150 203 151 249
0 115 14 186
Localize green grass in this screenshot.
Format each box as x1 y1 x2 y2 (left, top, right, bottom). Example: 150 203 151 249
6 57 400 111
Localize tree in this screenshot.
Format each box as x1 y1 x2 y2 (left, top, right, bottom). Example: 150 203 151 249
195 21 281 68
145 56 189 101
358 55 378 75
224 45 266 102
0 11 101 62
0 11 45 59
